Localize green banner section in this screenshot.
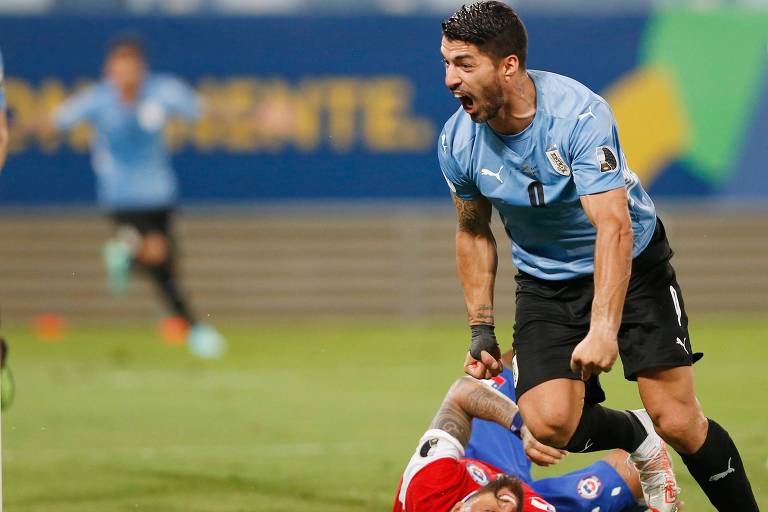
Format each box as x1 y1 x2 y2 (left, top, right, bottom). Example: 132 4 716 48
642 10 768 185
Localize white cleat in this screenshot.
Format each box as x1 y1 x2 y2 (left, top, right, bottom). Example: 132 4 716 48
187 323 226 359
629 409 681 512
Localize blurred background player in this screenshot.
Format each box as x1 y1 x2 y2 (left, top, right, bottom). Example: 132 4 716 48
0 46 13 410
50 35 224 358
394 353 660 511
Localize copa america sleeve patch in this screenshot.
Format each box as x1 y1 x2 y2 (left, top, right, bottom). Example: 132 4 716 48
596 146 618 172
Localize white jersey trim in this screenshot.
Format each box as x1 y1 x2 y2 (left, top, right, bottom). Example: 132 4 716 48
398 429 464 508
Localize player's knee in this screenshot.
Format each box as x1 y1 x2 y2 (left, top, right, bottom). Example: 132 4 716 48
651 406 707 451
523 409 577 448
138 235 169 266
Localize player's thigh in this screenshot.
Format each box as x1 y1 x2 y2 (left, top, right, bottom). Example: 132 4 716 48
529 460 640 512
513 273 605 413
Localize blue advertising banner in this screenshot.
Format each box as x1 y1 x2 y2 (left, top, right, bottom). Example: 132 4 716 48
2 14 764 205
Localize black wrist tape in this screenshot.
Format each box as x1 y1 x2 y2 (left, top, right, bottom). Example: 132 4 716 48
469 324 501 361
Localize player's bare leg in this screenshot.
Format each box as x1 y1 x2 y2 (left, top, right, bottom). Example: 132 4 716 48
137 232 168 266
638 366 758 511
601 449 643 502
517 378 583 448
137 232 225 358
519 378 681 511
637 367 706 453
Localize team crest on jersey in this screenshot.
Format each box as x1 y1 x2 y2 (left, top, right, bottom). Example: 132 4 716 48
545 145 571 176
596 146 618 172
529 496 556 511
490 375 506 389
576 475 603 500
465 463 490 485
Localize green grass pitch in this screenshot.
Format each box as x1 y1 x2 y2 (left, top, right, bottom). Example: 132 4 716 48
2 317 766 511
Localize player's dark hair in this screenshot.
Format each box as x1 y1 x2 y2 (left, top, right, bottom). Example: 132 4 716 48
441 1 527 68
106 33 147 60
473 475 524 512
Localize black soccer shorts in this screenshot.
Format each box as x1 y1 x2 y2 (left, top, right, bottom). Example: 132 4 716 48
511 218 702 405
110 208 173 238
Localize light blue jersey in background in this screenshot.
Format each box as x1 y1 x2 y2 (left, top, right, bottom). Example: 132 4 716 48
55 73 201 211
439 70 657 281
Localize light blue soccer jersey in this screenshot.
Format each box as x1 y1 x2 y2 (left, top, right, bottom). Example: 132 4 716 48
439 70 657 280
0 49 6 110
55 73 201 210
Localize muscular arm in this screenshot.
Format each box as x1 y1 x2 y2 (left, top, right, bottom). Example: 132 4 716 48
581 187 633 336
428 376 517 448
453 194 497 325
0 110 7 171
571 187 633 378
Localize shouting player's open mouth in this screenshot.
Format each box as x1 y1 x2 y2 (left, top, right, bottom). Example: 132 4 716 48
453 91 475 114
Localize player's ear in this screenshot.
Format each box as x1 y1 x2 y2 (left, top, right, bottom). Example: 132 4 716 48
501 54 519 81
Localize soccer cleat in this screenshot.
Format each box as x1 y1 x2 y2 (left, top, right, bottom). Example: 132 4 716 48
102 238 132 295
629 409 681 512
187 323 226 359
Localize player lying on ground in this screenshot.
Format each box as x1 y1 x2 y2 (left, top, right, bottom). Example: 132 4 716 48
437 3 758 511
46 35 224 358
394 361 672 512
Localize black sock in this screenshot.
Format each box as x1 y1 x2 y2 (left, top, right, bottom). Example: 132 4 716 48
147 263 196 325
679 419 758 511
564 404 647 453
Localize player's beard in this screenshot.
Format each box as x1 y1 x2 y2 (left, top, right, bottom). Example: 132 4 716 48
469 77 505 124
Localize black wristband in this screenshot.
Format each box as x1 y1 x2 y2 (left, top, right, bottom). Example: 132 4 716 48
469 324 501 361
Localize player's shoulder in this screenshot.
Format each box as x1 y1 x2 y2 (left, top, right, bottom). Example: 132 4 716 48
145 73 180 89
531 69 609 122
439 107 477 165
76 81 111 105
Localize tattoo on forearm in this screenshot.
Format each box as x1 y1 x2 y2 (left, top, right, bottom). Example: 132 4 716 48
430 399 473 447
430 379 517 447
474 304 494 324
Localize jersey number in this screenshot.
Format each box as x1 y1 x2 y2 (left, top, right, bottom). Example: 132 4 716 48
528 181 545 207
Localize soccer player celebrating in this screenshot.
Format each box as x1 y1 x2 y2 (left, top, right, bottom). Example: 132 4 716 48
51 36 224 358
437 3 758 511
395 360 654 512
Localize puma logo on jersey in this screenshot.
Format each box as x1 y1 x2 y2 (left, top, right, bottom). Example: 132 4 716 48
577 439 594 452
480 166 504 183
577 106 595 121
676 337 689 354
709 458 735 482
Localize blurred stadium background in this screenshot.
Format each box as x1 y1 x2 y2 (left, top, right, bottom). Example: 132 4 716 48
0 0 766 510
